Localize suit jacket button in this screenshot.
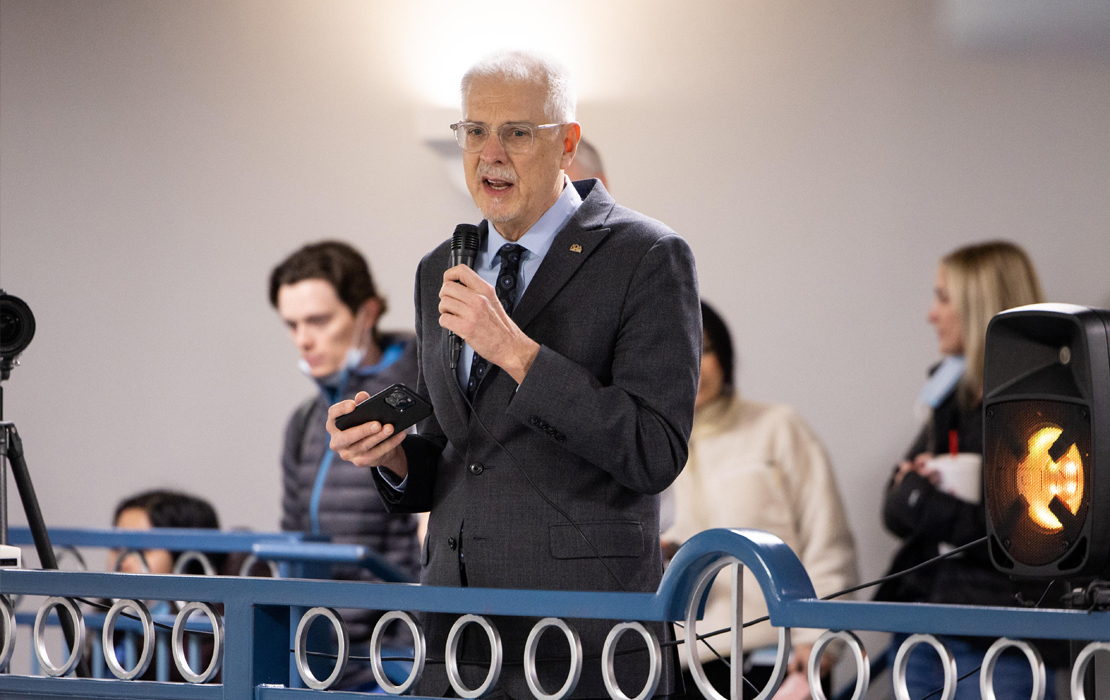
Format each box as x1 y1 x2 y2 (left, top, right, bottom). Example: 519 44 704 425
448 537 458 550
469 463 484 475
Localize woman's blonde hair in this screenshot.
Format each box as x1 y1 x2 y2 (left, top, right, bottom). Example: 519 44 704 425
942 241 1044 407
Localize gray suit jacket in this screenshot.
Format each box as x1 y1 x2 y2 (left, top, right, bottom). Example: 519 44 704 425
373 180 700 698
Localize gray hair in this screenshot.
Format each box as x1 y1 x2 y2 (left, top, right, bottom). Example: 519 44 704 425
461 49 577 123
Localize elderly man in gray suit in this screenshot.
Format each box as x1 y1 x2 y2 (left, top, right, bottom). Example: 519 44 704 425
327 50 700 698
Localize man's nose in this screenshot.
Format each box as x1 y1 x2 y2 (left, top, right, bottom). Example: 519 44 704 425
480 130 508 163
295 326 314 349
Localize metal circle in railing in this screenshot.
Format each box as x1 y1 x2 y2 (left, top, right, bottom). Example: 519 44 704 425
172 552 217 609
371 610 425 695
683 556 791 700
601 621 662 700
172 601 223 683
238 554 281 578
808 630 869 700
524 617 583 700
172 551 216 576
980 637 1045 700
1071 641 1110 700
114 548 150 573
0 595 15 672
446 614 503 699
103 598 156 680
893 634 956 700
294 607 349 690
33 596 86 677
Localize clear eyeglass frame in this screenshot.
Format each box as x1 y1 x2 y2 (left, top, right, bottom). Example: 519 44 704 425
450 121 564 154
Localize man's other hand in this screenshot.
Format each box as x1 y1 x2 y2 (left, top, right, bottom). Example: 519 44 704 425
438 265 539 384
327 391 409 478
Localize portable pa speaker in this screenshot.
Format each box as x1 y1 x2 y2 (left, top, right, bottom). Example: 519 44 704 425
983 303 1110 579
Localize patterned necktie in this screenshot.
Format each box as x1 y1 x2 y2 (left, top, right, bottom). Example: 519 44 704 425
466 243 524 401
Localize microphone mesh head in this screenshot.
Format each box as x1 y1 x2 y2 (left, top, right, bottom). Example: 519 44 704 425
451 224 481 252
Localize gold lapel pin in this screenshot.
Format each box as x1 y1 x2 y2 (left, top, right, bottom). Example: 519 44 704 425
569 244 583 253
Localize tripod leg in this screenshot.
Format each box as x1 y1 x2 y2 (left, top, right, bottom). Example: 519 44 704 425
5 425 77 651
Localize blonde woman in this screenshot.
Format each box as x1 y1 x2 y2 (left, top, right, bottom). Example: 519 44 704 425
878 241 1064 699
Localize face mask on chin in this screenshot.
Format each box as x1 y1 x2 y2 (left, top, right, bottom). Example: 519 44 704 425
299 345 367 389
296 304 374 389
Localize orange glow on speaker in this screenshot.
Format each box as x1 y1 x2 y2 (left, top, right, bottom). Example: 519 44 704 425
1015 426 1085 532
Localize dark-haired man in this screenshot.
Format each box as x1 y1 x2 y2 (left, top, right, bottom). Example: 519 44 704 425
269 241 421 644
327 51 700 698
110 489 221 575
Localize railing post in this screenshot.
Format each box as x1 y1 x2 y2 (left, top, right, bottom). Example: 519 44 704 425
253 604 291 687
289 606 306 688
731 562 742 700
221 598 293 695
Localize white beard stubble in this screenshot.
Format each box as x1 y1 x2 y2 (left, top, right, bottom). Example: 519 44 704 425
475 163 520 223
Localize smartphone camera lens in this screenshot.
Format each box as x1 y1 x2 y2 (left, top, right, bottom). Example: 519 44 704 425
386 390 413 411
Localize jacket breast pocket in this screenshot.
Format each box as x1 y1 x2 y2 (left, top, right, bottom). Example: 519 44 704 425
549 521 644 559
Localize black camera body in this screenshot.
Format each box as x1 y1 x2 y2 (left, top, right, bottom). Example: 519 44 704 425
0 290 35 380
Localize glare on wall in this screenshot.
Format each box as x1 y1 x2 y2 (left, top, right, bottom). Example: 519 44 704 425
379 0 599 108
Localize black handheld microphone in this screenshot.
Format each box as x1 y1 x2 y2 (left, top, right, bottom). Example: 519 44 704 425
448 223 481 369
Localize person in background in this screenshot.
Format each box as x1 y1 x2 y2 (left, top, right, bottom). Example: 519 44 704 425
269 241 421 662
91 490 222 681
877 240 1064 699
564 136 609 189
109 489 222 574
662 301 858 700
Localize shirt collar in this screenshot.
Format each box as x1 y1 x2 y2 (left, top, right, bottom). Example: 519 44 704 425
484 176 582 268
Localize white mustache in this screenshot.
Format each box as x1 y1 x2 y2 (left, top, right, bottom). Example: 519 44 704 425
477 164 518 184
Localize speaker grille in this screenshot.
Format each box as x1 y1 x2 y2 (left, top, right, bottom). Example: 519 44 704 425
985 399 1091 568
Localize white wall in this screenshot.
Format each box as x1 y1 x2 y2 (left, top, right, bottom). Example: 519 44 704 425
1 0 1108 596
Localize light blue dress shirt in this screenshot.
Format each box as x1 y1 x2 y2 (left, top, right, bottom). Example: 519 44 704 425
379 177 583 491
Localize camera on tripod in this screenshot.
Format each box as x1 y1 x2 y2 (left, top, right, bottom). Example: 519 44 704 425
0 289 34 570
0 290 36 381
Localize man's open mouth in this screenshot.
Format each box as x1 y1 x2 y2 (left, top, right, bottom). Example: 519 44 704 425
482 177 515 192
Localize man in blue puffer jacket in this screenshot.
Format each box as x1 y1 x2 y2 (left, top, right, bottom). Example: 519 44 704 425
270 241 421 656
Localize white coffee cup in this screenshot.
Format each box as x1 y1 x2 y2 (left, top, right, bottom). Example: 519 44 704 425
926 453 982 504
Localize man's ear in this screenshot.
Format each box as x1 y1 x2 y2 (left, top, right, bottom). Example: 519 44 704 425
355 297 383 337
560 123 582 170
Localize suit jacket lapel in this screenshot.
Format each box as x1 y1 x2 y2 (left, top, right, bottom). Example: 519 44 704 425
511 181 614 332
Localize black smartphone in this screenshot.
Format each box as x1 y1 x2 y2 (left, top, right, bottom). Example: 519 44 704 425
334 383 433 433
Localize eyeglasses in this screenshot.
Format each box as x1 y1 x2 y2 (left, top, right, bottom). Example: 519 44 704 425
450 121 563 154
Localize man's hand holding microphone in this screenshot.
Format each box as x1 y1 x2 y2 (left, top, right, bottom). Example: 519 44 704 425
326 225 538 479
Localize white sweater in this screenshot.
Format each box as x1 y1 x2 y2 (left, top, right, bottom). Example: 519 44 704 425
662 396 858 661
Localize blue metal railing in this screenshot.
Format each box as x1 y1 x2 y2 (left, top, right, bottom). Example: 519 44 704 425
1 528 1107 699
3 525 417 690
6 526 415 583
